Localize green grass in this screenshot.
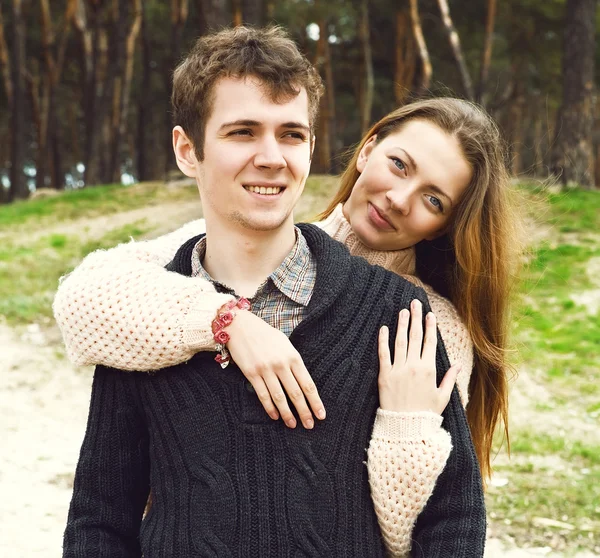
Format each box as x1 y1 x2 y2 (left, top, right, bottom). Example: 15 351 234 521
487 184 600 553
0 221 152 324
512 187 600 386
488 429 600 553
0 181 198 229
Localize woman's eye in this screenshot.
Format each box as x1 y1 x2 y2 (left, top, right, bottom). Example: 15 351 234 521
427 195 444 212
391 157 406 172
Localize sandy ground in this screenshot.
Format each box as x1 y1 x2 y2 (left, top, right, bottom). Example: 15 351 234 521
0 322 597 558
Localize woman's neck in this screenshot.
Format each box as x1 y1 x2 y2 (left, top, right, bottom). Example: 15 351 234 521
317 204 417 277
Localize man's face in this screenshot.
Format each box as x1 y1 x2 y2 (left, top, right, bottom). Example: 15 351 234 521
193 76 313 234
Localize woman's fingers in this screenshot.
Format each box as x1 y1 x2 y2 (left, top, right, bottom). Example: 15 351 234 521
291 358 326 422
263 373 297 429
406 300 423 361
438 364 461 410
279 367 316 429
421 311 438 361
378 325 391 372
226 311 325 429
250 376 280 421
394 309 410 363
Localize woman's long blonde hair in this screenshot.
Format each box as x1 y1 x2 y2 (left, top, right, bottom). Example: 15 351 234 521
319 98 520 483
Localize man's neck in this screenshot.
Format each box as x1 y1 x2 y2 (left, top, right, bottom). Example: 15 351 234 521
202 221 297 298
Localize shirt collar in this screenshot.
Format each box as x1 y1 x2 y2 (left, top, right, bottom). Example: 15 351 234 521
191 227 313 306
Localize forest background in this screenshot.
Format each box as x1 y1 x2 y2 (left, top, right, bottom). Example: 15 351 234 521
0 1 599 557
0 0 599 197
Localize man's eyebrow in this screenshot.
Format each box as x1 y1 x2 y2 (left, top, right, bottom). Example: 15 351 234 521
281 122 311 133
219 119 261 130
219 120 310 133
399 148 454 207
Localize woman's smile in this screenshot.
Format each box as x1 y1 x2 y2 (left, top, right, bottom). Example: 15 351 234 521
367 203 396 231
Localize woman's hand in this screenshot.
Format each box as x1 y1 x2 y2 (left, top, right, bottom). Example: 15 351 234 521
378 299 460 414
225 310 326 429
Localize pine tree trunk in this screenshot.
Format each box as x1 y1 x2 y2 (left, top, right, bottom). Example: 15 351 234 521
199 0 228 30
137 0 152 181
10 0 28 201
533 110 544 176
408 0 431 94
477 0 496 105
436 0 473 100
242 0 264 25
232 0 242 25
551 0 597 189
76 0 100 186
110 0 142 184
313 17 333 173
359 0 374 134
164 0 189 176
0 4 12 109
394 6 416 105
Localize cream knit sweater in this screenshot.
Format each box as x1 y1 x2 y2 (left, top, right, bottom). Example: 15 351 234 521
53 204 474 557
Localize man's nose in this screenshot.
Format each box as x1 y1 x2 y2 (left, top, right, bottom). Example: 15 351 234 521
254 137 287 169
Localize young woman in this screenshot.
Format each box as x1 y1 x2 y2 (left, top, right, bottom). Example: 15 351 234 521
54 97 519 556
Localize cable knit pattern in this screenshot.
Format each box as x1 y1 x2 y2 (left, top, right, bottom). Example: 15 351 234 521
54 209 476 557
63 226 486 557
317 205 472 405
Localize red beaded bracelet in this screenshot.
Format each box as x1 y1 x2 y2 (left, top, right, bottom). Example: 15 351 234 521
212 297 251 368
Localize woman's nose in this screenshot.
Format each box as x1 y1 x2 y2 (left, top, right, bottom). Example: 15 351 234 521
385 187 411 215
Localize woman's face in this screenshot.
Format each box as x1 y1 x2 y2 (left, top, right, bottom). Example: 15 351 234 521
343 119 473 251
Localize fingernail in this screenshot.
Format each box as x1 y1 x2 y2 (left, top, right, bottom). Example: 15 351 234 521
306 419 314 429
286 419 297 428
317 409 326 420
400 309 409 318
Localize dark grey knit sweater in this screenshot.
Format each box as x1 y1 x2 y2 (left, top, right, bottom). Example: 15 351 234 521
63 224 485 557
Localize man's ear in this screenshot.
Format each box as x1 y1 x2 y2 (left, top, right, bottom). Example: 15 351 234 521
172 126 198 178
356 135 377 173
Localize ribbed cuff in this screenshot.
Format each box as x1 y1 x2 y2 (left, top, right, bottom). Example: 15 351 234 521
372 409 444 441
182 294 236 352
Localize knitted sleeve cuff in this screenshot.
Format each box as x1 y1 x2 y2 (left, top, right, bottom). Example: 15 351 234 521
371 409 444 441
181 293 237 352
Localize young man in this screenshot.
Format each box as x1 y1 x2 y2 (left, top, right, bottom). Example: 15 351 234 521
62 26 485 557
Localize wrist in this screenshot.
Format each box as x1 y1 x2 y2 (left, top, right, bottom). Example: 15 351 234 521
372 409 443 441
211 297 251 368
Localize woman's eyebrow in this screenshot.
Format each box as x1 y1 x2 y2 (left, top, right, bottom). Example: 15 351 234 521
429 185 454 207
399 148 454 207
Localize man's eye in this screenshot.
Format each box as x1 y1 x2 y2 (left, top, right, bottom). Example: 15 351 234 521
230 129 252 136
284 132 306 140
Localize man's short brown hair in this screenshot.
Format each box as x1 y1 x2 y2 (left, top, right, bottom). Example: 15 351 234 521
172 25 324 160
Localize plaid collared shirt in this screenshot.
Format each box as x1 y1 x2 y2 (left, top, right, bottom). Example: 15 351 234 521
191 227 317 337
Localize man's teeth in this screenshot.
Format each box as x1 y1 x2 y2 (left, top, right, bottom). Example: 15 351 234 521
244 185 282 195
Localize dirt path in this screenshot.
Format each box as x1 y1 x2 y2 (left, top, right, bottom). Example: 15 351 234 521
0 323 90 556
